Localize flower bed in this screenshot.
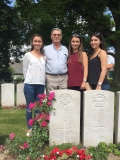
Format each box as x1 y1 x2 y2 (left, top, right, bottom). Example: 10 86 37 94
1 92 92 160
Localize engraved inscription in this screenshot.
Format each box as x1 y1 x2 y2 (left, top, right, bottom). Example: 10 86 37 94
93 94 106 108
93 120 104 142
53 110 78 117
53 111 56 116
59 94 72 107
58 120 72 143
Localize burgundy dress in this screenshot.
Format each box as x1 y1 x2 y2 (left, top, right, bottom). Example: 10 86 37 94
67 53 83 87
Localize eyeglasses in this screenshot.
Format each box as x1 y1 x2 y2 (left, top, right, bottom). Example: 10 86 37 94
52 34 61 37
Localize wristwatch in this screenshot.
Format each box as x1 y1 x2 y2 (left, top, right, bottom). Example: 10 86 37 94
83 79 87 82
98 82 102 86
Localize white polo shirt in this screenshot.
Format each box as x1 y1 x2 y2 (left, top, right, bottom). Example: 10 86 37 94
107 55 115 64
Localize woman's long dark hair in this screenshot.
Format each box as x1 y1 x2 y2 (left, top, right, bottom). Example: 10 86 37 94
68 33 83 63
89 32 106 54
30 33 44 54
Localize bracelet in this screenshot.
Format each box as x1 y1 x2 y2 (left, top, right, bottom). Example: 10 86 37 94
83 79 87 82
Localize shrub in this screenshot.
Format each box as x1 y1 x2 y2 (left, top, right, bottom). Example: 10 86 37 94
0 67 15 82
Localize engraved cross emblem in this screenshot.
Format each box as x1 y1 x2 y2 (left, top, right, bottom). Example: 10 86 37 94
93 120 104 142
58 120 72 143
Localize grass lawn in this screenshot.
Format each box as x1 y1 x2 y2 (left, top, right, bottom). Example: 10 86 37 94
0 109 26 144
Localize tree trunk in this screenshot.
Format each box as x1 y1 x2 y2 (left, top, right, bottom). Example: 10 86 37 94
111 39 120 87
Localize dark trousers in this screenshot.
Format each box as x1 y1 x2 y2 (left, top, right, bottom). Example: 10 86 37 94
24 83 44 129
90 84 110 90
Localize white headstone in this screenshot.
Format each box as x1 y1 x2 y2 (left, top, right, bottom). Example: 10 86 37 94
16 83 26 106
49 89 80 145
115 91 120 143
1 83 15 107
83 90 114 147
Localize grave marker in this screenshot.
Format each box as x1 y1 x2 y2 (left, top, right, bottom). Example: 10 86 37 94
16 83 26 106
49 89 80 145
1 83 15 107
115 91 120 143
83 90 114 147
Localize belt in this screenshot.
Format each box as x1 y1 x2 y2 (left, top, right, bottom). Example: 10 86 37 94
46 72 67 75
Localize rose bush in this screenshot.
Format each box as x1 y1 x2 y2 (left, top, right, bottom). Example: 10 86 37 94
5 92 55 159
42 146 92 160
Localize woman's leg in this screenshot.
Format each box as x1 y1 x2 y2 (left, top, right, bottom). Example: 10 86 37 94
24 83 35 130
35 84 45 101
34 84 45 116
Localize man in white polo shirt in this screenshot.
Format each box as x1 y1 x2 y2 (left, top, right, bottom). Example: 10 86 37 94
107 55 115 78
44 28 68 93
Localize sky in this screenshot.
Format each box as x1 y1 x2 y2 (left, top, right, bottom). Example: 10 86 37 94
6 0 15 7
6 0 38 7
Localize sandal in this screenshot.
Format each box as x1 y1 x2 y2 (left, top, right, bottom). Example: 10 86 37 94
26 129 32 137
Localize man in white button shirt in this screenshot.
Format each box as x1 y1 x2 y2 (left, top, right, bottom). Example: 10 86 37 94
44 28 68 93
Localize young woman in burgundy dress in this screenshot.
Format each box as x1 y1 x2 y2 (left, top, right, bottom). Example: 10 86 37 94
67 33 88 135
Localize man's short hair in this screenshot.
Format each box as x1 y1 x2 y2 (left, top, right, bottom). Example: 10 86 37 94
51 28 62 34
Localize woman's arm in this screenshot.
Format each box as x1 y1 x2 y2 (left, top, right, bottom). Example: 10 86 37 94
96 50 107 90
23 53 29 79
81 52 88 89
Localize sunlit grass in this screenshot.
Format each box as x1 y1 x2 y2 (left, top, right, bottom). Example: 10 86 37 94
0 109 26 144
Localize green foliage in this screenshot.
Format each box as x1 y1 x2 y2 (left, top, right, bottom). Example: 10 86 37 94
108 78 113 84
0 67 15 81
15 0 120 86
5 135 27 157
0 0 28 69
14 75 24 83
109 143 120 156
88 142 120 160
1 0 120 85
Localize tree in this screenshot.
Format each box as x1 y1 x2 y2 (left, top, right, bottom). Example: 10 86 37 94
15 0 120 86
35 0 120 86
0 0 26 68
